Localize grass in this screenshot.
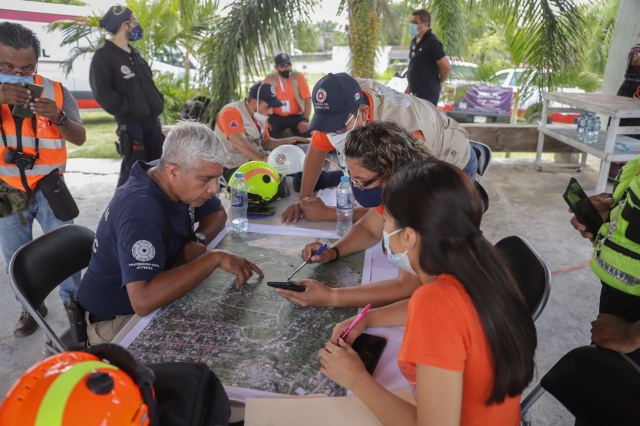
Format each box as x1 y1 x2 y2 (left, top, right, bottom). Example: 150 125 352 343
69 111 119 159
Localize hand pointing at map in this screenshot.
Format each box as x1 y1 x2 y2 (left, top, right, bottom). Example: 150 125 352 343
214 250 264 285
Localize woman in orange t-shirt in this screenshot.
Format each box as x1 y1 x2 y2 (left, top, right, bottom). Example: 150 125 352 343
319 160 537 426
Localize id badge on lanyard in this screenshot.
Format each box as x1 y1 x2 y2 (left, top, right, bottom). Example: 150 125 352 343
278 76 290 113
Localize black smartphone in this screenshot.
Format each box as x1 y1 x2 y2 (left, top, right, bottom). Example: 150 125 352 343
247 205 276 215
267 281 307 292
11 82 45 119
563 177 604 235
351 333 387 375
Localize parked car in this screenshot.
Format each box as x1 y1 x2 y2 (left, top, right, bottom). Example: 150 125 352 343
487 68 584 123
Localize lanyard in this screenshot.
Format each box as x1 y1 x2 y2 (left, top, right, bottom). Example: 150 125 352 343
278 75 289 94
0 111 39 192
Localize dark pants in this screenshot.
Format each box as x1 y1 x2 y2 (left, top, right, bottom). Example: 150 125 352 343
116 118 165 188
268 114 311 138
598 282 640 365
574 283 640 426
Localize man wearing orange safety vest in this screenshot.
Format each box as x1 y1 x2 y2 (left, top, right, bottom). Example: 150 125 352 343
264 53 312 138
0 23 86 337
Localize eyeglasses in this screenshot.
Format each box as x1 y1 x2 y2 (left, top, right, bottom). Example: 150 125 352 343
347 170 379 191
126 20 140 26
0 67 36 77
329 108 360 135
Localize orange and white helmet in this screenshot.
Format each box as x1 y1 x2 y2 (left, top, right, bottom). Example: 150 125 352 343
0 351 150 426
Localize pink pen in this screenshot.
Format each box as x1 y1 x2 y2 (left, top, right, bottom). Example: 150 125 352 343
340 303 372 340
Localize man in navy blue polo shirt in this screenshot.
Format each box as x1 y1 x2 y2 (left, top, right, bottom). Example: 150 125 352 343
78 121 263 345
405 9 451 105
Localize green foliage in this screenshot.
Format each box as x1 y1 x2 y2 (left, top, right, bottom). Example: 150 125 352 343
293 22 319 53
378 2 412 46
423 0 469 57
349 0 382 78
68 111 119 159
374 66 398 84
579 0 618 76
467 29 511 65
199 0 317 126
153 71 199 124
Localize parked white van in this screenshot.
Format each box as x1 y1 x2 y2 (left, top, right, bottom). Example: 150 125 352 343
1 2 194 109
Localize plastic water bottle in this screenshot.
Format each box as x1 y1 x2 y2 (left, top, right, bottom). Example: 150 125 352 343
230 172 248 232
615 142 631 152
575 114 586 141
585 114 595 144
590 117 601 144
336 176 353 237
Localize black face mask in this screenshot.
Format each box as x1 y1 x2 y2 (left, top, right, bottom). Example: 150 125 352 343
278 70 292 79
351 185 383 208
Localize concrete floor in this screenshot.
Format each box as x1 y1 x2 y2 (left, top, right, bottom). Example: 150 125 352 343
0 156 610 425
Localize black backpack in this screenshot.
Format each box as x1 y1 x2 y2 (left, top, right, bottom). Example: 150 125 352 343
87 344 230 426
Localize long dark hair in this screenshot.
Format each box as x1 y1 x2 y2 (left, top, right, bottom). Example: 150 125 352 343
383 160 537 405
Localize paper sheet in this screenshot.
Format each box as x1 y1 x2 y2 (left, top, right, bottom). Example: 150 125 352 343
244 388 415 426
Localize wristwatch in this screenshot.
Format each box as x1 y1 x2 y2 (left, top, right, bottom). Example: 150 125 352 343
191 232 207 245
301 117 309 122
52 110 68 127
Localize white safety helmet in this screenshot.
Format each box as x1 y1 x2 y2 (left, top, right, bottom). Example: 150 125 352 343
267 145 306 175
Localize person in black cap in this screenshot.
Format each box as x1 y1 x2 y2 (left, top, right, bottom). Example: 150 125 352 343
263 53 312 138
281 72 476 224
214 82 308 181
90 5 165 188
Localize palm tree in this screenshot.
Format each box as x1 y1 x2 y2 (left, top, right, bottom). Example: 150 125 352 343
50 0 588 127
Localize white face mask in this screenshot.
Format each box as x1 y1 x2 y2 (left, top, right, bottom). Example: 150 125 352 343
327 108 359 154
253 83 270 127
382 228 417 276
253 110 269 127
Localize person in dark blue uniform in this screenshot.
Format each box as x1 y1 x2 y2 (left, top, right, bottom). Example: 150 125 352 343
405 9 451 106
78 121 263 345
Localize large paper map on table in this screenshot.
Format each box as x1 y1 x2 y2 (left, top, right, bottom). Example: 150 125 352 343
125 229 364 396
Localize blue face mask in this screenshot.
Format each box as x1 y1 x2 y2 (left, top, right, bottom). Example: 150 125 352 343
0 74 35 85
130 25 144 42
351 185 383 208
408 23 419 37
383 228 417 275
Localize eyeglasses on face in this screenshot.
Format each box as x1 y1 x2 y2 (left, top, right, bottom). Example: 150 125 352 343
0 67 36 76
347 170 379 191
127 20 140 27
329 107 360 135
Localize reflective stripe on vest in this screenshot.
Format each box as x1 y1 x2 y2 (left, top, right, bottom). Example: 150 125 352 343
0 74 66 191
591 156 640 296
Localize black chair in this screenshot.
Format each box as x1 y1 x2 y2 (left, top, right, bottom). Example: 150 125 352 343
521 345 640 426
495 236 551 322
9 224 95 354
470 140 492 183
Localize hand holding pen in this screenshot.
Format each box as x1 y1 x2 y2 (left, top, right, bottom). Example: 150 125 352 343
336 304 371 344
288 243 328 281
301 241 336 264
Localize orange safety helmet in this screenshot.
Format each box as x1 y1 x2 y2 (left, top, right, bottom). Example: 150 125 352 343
0 351 150 426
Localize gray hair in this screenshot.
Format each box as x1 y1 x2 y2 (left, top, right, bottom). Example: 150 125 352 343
158 120 229 172
0 22 41 60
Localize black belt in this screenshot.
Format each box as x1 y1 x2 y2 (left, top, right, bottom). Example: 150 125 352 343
88 312 117 323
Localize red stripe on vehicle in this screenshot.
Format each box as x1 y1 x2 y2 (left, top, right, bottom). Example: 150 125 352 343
0 10 78 23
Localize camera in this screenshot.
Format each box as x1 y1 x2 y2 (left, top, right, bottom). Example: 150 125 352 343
3 148 36 170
